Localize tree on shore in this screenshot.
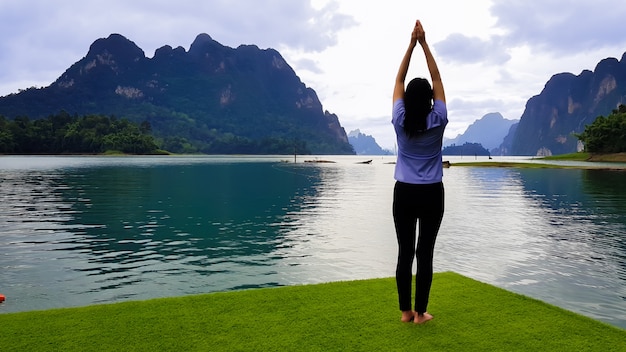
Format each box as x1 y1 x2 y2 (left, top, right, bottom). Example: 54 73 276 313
576 105 626 153
442 142 491 156
0 112 160 154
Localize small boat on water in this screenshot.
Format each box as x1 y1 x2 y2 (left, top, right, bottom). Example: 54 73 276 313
356 160 372 164
304 159 335 163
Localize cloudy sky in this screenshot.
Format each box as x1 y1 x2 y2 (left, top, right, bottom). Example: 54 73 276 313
2 0 626 149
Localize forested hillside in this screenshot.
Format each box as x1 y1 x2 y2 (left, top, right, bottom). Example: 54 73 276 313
0 112 159 154
0 33 354 155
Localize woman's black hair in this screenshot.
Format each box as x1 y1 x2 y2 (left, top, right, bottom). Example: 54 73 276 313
403 77 433 138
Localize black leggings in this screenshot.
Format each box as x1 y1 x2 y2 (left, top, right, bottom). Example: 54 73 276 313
393 181 444 313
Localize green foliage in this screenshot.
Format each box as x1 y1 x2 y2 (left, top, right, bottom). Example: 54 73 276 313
442 142 491 156
576 105 626 153
0 112 159 154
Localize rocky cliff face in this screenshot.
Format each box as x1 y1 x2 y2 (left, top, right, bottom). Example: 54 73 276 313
509 52 626 156
0 33 354 155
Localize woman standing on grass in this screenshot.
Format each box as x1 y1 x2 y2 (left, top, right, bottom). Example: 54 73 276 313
391 19 447 324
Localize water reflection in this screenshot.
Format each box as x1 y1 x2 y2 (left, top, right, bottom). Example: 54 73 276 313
0 161 326 310
272 161 397 284
436 167 538 283
437 167 626 328
60 163 329 296
582 170 626 227
1 156 625 330
514 169 626 325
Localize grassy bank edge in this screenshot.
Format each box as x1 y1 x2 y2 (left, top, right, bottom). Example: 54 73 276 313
1 272 624 351
450 161 579 168
569 152 626 162
541 152 626 162
450 152 626 168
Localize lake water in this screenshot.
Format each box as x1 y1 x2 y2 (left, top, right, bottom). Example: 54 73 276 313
1 155 625 330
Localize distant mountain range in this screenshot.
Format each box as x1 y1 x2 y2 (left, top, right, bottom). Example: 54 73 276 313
444 112 518 153
347 129 391 155
0 33 354 155
446 51 626 156
1 32 625 156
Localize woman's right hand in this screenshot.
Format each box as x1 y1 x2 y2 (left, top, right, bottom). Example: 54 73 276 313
413 20 426 45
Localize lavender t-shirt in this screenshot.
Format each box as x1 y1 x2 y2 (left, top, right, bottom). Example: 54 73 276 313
391 99 448 184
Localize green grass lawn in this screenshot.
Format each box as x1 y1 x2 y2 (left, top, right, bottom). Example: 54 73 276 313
542 152 626 162
450 161 578 168
1 272 624 351
450 152 626 168
541 152 592 161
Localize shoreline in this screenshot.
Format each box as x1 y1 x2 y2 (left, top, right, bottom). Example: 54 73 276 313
2 152 625 161
584 152 626 162
449 161 626 170
448 152 626 170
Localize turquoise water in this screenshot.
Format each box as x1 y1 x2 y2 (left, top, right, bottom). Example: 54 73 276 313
0 155 625 329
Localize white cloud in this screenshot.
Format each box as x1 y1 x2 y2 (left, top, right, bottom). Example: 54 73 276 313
435 34 510 64
490 0 626 55
0 0 357 94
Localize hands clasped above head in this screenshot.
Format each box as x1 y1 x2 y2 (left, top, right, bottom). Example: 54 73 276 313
412 20 426 45
395 19 445 104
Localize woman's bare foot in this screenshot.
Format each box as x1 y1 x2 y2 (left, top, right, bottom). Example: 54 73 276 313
414 312 433 324
400 310 415 322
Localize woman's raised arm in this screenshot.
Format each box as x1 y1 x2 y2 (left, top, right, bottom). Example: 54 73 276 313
416 20 445 103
